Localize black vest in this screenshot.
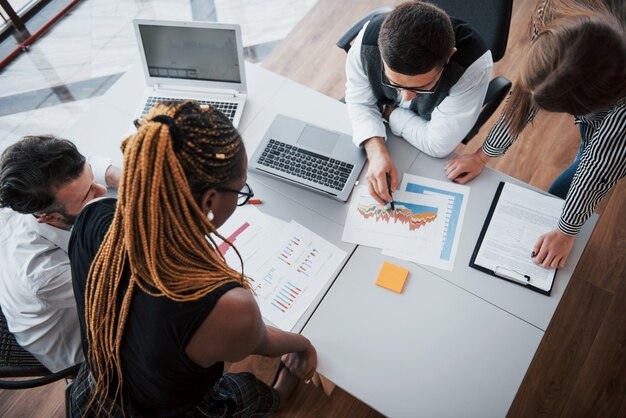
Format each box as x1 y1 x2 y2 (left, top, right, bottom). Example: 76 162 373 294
360 15 488 120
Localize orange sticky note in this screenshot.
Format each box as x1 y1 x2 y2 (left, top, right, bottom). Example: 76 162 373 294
375 262 409 293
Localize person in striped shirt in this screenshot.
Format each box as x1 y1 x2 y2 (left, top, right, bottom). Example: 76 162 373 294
444 0 625 269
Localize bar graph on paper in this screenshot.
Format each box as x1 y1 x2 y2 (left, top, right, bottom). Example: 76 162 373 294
271 282 301 313
218 208 347 331
251 224 346 331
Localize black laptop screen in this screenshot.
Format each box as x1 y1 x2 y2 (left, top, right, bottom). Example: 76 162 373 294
139 24 241 83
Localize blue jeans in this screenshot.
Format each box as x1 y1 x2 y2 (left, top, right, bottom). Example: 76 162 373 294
548 123 586 199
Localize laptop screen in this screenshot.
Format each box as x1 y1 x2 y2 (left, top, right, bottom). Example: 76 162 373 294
138 24 241 84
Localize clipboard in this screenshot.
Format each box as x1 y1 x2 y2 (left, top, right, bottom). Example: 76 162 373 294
469 182 556 296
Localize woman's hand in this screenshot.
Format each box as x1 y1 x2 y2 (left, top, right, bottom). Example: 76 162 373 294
282 338 317 383
532 229 576 269
444 149 491 184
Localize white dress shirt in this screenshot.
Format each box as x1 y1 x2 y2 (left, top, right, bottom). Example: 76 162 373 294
345 21 493 157
0 156 111 372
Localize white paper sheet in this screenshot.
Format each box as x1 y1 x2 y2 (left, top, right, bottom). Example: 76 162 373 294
251 221 346 331
342 175 469 271
217 208 346 331
473 182 562 291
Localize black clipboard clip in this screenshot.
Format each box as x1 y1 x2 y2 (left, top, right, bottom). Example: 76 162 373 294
494 266 531 285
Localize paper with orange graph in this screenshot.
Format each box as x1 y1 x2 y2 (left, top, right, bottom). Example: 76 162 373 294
343 175 469 270
342 185 448 259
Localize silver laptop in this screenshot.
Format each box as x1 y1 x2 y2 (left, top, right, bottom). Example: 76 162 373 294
251 114 366 202
133 19 247 127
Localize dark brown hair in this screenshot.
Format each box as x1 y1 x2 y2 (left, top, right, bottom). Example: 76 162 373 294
379 1 455 75
0 135 86 214
505 0 626 134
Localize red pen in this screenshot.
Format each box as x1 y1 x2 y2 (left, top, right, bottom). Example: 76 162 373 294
248 199 263 205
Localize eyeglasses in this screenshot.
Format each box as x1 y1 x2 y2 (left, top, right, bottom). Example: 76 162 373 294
380 68 444 95
216 183 255 206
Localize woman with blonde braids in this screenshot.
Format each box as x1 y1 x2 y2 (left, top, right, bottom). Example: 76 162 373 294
67 101 316 417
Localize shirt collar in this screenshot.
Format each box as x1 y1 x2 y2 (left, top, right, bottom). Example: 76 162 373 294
24 214 71 253
576 99 626 125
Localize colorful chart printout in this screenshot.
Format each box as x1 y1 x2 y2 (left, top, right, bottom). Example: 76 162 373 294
383 174 470 270
342 185 448 259
250 223 346 330
357 201 438 231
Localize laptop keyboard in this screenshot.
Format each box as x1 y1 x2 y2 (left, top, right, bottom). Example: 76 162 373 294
257 139 353 191
142 96 239 122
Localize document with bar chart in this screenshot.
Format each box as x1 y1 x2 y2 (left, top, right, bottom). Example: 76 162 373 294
383 174 470 270
251 221 346 331
217 208 346 331
217 205 286 275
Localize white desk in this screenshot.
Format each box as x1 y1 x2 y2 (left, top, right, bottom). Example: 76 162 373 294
303 247 543 418
59 62 597 416
302 152 597 417
406 154 598 331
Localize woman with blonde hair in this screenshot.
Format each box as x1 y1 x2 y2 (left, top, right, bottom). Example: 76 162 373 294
68 101 316 416
445 0 626 269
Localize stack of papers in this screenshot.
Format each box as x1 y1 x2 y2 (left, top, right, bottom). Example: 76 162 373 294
217 205 346 331
342 174 469 271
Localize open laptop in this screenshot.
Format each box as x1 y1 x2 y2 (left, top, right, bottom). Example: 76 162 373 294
250 114 366 202
133 19 247 127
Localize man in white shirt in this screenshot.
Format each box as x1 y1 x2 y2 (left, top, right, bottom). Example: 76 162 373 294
345 1 493 203
0 135 121 372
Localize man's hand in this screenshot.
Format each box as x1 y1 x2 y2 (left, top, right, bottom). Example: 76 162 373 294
532 229 576 269
105 166 122 188
363 137 398 204
282 339 317 382
444 149 491 184
382 104 397 121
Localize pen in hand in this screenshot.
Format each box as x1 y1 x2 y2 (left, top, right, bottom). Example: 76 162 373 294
385 172 395 211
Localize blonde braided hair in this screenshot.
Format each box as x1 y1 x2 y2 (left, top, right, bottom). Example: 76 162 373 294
84 101 249 415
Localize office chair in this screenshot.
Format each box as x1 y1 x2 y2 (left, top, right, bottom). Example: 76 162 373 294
0 306 80 390
336 0 513 144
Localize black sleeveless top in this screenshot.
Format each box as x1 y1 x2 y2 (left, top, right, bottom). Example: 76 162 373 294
69 199 241 416
360 14 488 120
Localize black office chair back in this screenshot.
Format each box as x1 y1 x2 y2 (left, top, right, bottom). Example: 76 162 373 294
336 1 514 144
0 306 80 389
336 7 392 53
430 0 513 62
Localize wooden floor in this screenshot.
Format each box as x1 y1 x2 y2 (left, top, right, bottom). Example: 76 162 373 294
2 0 624 416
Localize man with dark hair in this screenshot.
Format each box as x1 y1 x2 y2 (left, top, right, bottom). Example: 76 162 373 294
0 135 121 371
346 1 493 203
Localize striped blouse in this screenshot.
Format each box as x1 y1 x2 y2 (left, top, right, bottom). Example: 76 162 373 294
483 101 626 236
481 0 626 236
